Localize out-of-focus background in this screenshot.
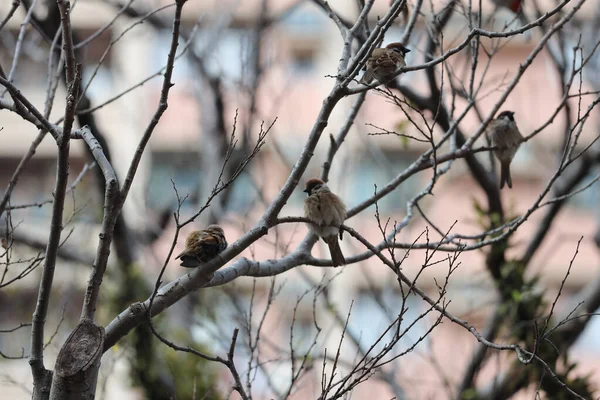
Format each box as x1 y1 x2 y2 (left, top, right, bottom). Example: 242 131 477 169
1 0 599 399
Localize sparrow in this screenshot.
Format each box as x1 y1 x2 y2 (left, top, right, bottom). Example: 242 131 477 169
175 225 228 268
488 110 524 189
303 178 347 267
490 0 529 26
360 42 411 85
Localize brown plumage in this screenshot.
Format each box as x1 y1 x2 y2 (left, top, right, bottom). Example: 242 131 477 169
360 42 411 85
488 110 524 189
175 225 228 268
303 178 347 267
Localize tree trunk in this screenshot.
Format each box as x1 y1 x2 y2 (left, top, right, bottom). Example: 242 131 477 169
48 320 105 400
31 369 53 400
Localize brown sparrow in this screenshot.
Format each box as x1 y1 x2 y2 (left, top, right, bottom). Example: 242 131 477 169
303 178 347 267
360 42 410 85
175 225 228 268
488 110 524 189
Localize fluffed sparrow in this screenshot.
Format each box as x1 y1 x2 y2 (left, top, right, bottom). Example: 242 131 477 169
303 178 347 267
360 42 411 85
175 225 228 268
488 110 524 189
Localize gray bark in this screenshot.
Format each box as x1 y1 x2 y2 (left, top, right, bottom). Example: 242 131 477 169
48 320 105 400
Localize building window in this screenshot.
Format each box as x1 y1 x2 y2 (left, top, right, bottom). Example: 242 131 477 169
147 152 256 214
346 150 421 213
350 289 430 355
147 151 200 213
289 47 316 75
567 165 600 212
150 28 256 85
281 6 326 36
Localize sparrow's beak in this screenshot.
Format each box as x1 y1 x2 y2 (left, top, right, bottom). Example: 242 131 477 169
303 188 310 194
404 48 411 53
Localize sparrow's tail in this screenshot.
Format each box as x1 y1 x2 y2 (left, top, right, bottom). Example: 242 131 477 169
360 69 374 85
326 237 346 267
500 162 513 189
178 255 200 268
